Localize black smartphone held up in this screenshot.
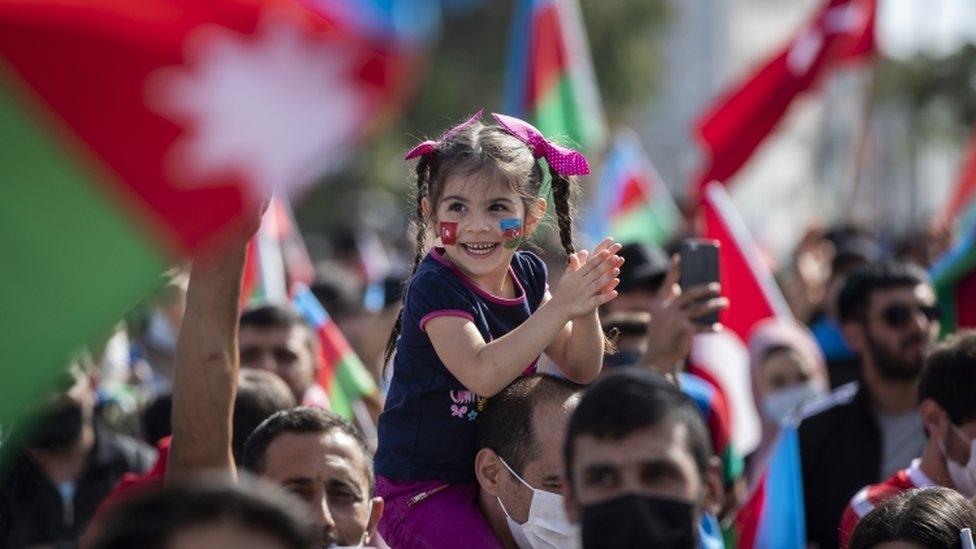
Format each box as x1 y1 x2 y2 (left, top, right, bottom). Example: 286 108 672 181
679 239 721 326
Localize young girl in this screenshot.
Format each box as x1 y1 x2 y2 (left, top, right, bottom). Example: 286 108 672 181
374 109 622 547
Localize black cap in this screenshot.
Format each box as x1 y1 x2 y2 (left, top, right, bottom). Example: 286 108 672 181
617 243 670 294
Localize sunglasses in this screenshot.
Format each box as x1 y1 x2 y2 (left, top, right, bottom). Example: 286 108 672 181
881 303 940 328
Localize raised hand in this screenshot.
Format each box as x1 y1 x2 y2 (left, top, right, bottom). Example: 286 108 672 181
641 256 729 374
550 237 624 320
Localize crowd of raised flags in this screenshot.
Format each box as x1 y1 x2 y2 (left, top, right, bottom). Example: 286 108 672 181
3 0 976 548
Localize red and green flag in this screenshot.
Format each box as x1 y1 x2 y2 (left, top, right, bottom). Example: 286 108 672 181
931 221 976 336
585 129 681 246
0 0 407 428
503 0 606 152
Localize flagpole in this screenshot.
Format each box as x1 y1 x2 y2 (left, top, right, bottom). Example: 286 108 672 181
844 62 877 223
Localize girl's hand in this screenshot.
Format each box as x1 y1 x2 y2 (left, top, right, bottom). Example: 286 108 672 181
550 237 624 320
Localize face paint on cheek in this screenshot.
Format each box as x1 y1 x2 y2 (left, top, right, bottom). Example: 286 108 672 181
439 222 458 245
500 218 523 249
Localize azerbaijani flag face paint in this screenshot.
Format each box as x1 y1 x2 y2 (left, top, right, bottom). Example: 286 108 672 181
439 221 458 245
501 218 523 249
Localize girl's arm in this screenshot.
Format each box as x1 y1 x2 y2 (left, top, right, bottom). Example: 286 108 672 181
544 240 624 383
542 303 605 384
425 249 619 397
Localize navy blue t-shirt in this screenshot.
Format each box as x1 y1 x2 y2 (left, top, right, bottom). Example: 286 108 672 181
375 248 549 484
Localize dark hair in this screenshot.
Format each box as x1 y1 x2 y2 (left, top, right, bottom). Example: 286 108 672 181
476 374 582 475
240 303 309 332
564 369 712 481
141 392 172 446
849 487 976 549
92 479 315 549
139 370 297 462
242 407 374 492
233 370 297 464
383 114 580 365
918 330 976 426
837 260 930 324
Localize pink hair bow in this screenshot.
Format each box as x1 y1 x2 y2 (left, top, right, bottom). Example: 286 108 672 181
491 113 590 176
404 108 484 160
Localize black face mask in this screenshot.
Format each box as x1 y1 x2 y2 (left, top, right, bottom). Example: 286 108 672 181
581 494 697 549
27 401 84 452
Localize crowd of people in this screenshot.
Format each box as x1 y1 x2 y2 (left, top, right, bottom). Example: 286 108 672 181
2 111 976 549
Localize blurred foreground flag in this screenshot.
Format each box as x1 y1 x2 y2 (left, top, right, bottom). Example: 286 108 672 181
942 126 976 231
691 0 875 199
585 129 681 247
504 0 606 152
931 221 976 335
0 0 408 427
731 425 806 549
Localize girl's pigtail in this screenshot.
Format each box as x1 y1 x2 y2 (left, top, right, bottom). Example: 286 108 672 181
549 164 617 355
383 156 432 368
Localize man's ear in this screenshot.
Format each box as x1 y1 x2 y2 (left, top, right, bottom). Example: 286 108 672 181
842 320 866 354
702 456 725 516
562 475 582 524
523 198 547 236
920 399 948 439
475 448 504 497
365 497 384 545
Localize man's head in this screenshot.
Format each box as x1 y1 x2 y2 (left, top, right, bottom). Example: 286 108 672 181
232 369 297 464
92 480 315 549
475 375 582 545
563 369 721 546
26 363 96 453
838 260 938 383
242 407 381 547
239 304 319 402
601 243 669 315
917 331 976 496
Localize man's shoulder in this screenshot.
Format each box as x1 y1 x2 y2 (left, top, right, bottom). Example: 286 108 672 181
798 381 861 427
94 426 157 473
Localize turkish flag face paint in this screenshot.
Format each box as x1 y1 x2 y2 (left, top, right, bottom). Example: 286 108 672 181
439 222 458 245
500 218 523 249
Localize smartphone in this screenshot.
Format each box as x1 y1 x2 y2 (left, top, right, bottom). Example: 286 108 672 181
679 239 721 326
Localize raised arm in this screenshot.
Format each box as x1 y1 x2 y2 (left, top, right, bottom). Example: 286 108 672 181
167 212 259 482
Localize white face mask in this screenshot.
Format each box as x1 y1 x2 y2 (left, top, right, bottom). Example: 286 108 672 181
496 457 580 549
762 383 822 425
941 425 976 498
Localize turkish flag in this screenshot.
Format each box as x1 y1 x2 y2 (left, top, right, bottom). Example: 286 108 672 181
691 0 876 200
701 183 792 343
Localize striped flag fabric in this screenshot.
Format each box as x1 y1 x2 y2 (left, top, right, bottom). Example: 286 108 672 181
931 220 976 335
293 284 378 421
585 129 681 246
240 196 315 307
503 0 606 152
731 424 806 549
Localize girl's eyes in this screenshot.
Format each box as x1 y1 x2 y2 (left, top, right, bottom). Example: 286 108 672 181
447 202 466 212
489 203 511 212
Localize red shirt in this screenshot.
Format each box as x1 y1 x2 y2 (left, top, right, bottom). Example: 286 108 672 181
838 458 935 548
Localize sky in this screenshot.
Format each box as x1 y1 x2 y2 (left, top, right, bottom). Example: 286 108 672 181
880 0 976 59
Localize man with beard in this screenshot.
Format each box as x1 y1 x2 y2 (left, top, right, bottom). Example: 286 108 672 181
798 260 938 549
0 363 156 546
